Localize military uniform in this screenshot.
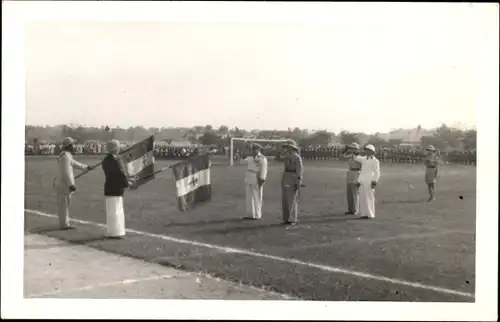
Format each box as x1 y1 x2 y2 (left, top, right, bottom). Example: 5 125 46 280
53 138 90 229
424 145 439 201
243 146 268 219
344 143 363 215
281 141 303 224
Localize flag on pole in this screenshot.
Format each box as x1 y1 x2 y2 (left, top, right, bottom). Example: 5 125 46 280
120 135 155 188
171 154 212 212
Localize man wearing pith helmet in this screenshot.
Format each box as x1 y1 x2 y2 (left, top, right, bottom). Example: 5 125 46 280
424 145 439 202
53 137 94 230
281 139 303 225
357 144 380 219
241 142 268 220
343 142 363 215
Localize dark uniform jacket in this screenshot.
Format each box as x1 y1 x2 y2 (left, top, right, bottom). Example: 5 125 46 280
102 153 129 197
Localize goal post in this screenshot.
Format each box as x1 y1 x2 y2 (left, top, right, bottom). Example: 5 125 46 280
229 138 291 167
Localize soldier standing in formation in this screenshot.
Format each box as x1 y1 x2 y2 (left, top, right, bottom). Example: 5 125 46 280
241 143 268 220
424 145 439 202
357 144 380 219
281 140 303 225
343 142 363 215
53 137 93 230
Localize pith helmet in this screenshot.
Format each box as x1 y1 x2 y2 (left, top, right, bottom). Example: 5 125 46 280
364 144 376 153
251 143 264 150
348 142 360 149
61 137 75 148
282 139 299 151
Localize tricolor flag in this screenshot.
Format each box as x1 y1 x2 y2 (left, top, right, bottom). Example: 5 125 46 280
171 154 212 212
120 135 155 188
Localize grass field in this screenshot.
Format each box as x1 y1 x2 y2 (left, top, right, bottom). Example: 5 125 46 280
24 156 476 301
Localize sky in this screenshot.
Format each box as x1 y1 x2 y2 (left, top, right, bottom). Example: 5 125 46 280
24 3 497 134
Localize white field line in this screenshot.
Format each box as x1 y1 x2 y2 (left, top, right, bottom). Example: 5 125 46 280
290 230 473 251
25 209 475 299
27 273 189 298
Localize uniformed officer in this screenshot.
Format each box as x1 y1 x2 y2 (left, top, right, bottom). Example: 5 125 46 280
281 140 303 225
424 145 439 202
343 142 364 215
242 143 268 220
53 137 93 229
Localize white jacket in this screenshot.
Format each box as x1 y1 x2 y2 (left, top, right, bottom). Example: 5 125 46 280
53 151 88 193
358 156 380 183
243 153 268 185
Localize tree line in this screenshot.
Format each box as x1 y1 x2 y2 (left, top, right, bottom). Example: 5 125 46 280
25 123 476 151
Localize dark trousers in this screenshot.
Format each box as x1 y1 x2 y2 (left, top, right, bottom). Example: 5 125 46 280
346 183 359 214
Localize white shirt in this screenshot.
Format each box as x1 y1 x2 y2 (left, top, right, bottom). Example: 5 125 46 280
243 153 268 185
358 156 380 183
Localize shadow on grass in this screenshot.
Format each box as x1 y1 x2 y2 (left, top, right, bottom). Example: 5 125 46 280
380 199 428 204
164 218 244 228
199 216 364 234
24 236 112 250
26 226 63 234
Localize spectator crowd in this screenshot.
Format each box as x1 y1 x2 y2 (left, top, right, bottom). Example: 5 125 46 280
25 141 476 165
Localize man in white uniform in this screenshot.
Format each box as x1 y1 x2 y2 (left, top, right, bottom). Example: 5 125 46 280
53 137 93 229
357 144 380 219
242 143 268 220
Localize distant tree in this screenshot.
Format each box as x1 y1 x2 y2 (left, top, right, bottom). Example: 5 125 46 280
433 124 463 149
199 131 219 146
366 135 388 149
300 130 332 146
339 131 359 145
231 126 246 138
193 126 205 135
462 129 477 150
217 125 229 137
420 135 446 150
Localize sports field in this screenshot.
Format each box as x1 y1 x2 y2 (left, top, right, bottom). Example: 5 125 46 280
24 156 476 301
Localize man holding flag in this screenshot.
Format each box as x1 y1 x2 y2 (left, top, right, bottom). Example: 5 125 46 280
101 136 155 238
102 140 133 238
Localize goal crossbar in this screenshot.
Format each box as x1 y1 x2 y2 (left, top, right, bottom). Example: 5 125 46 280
229 138 290 166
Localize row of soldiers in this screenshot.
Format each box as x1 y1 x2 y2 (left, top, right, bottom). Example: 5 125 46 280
299 146 476 165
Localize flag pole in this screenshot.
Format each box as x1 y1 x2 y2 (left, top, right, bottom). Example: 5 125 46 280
75 125 112 179
75 160 104 179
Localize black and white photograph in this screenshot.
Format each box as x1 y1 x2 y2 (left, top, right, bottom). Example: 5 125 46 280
2 1 498 320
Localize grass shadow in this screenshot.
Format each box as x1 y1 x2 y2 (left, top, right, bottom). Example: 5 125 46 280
380 199 428 204
24 236 112 250
164 218 244 228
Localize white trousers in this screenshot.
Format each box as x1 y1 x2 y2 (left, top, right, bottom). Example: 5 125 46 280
245 184 263 219
359 179 375 218
105 196 126 237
